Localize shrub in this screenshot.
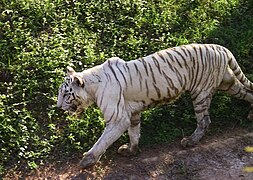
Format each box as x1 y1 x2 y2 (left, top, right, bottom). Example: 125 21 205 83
0 0 252 175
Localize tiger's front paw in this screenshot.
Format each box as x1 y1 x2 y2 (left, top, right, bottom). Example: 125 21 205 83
117 143 140 156
79 152 97 169
181 136 197 148
248 110 253 120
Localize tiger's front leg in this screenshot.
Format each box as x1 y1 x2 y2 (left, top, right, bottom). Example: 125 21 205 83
248 104 253 120
80 117 131 168
118 113 141 156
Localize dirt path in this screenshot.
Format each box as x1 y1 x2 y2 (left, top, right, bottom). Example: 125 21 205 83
5 128 253 180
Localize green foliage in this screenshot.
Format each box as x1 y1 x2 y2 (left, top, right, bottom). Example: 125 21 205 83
141 94 195 144
0 0 252 175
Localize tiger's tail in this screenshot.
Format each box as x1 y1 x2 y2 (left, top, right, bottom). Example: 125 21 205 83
228 55 253 91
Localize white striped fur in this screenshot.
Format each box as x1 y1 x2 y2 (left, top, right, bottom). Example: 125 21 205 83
57 44 253 168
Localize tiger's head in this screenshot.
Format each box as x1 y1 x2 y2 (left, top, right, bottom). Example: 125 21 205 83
57 66 92 115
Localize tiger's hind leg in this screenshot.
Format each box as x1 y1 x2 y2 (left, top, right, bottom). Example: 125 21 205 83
118 113 141 156
219 68 253 119
181 90 213 147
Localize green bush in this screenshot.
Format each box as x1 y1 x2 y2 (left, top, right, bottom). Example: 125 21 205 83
0 0 252 175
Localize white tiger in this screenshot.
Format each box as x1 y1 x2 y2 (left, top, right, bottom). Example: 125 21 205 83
57 44 253 168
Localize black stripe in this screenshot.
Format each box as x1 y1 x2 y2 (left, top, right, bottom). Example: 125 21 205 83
181 47 189 57
199 46 204 65
223 47 230 58
228 58 232 64
231 61 237 71
242 91 248 99
223 81 235 91
69 93 76 103
174 56 183 69
189 48 200 91
165 51 175 63
157 52 166 63
162 70 174 97
107 60 123 122
191 90 199 101
163 50 171 63
167 87 171 98
108 60 123 83
174 66 183 88
163 71 174 88
198 46 206 89
141 58 149 76
133 62 143 80
195 108 207 114
234 70 241 76
67 95 71 101
153 82 161 99
148 62 156 84
145 79 150 97
115 60 127 86
166 58 175 73
98 82 108 107
174 85 179 95
125 63 133 86
250 83 253 91
115 94 123 122
239 75 246 83
233 89 242 97
122 63 128 73
186 48 192 59
191 46 205 91
194 97 208 106
163 69 179 95
175 48 191 80
183 74 187 90
174 49 187 67
107 111 116 123
191 45 198 54
133 62 143 90
103 66 112 82
152 56 162 74
217 47 223 73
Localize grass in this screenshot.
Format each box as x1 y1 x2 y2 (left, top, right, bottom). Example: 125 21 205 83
0 0 252 176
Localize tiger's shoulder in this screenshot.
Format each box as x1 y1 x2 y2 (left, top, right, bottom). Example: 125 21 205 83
101 57 127 73
104 57 126 65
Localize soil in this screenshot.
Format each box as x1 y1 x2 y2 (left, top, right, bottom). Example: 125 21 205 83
4 128 253 180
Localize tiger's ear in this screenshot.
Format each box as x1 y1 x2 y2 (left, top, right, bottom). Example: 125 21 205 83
66 66 75 75
73 75 84 88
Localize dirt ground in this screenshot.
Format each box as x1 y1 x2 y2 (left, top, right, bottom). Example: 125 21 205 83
4 128 253 180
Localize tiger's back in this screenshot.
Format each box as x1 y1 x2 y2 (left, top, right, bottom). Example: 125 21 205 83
106 44 230 108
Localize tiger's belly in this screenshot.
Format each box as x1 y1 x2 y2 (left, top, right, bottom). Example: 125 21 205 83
125 82 184 113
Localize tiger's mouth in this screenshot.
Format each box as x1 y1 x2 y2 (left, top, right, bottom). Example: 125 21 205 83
65 104 85 116
69 104 78 114
62 104 77 113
